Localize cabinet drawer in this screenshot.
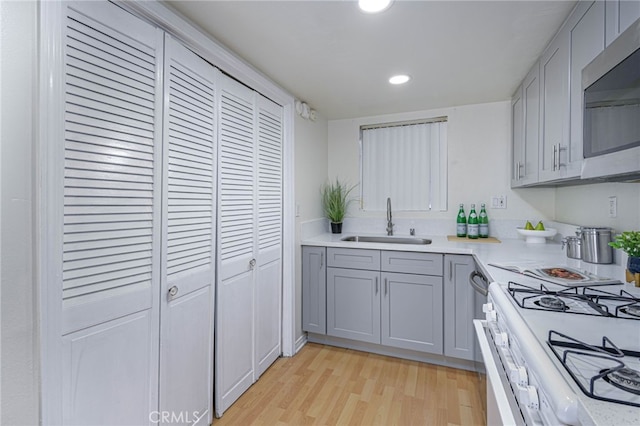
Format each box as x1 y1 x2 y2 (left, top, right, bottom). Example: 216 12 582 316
382 251 443 276
327 248 380 270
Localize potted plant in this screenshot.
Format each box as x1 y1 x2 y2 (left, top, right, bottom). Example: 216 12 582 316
321 178 356 234
609 231 640 286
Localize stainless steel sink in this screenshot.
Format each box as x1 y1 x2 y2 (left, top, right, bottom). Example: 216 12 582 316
340 235 432 245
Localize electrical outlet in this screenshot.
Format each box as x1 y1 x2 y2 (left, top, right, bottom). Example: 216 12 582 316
491 195 507 209
608 196 617 218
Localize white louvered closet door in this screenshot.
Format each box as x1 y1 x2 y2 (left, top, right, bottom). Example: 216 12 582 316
255 95 283 377
215 74 257 415
160 35 215 426
60 2 163 424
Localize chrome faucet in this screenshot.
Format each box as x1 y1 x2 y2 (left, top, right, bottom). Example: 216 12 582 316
386 197 394 236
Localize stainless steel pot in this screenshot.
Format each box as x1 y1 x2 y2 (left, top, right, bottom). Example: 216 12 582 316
579 227 613 264
562 236 581 259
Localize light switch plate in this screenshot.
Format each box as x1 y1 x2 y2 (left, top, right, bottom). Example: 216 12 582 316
491 195 506 209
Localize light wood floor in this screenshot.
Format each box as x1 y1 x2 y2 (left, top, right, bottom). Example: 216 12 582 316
212 343 486 426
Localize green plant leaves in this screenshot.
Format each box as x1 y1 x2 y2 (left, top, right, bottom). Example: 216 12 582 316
321 178 356 223
609 231 640 258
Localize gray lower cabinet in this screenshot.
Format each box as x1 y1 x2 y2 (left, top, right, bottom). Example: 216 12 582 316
381 272 443 353
324 247 444 356
302 246 326 334
327 267 381 344
444 254 485 362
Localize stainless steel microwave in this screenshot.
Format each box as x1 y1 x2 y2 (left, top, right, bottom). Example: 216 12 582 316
582 18 640 180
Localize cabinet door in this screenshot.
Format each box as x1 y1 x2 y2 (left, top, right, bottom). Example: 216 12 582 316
511 85 525 187
327 247 380 270
522 64 540 185
302 246 327 334
381 251 442 276
327 268 381 344
381 272 443 354
160 35 216 426
255 95 283 378
568 1 605 176
605 0 640 46
58 2 163 424
539 28 570 182
444 255 482 361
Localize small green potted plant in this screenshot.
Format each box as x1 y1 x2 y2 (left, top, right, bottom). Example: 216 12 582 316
321 178 356 234
609 231 640 286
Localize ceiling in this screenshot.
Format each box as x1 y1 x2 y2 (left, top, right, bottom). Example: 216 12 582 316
165 0 577 120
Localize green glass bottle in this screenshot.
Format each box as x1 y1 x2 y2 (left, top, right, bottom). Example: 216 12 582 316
456 204 466 237
468 204 479 239
479 203 489 238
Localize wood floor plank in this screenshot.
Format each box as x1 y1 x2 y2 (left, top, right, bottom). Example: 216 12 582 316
212 343 486 426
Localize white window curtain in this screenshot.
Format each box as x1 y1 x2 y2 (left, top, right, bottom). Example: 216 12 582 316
361 120 447 211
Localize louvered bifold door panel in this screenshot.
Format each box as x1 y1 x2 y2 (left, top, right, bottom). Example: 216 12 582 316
255 95 283 377
256 95 283 264
160 35 215 426
62 1 162 334
218 76 256 280
59 2 163 426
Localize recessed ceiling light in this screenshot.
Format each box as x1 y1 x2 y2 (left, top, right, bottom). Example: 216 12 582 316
389 74 410 85
359 0 393 13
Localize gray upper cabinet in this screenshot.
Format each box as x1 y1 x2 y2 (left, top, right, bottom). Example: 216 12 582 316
327 267 381 344
302 246 326 334
539 25 571 183
381 272 443 354
444 255 484 362
511 0 613 187
567 1 605 178
511 64 540 188
605 0 640 46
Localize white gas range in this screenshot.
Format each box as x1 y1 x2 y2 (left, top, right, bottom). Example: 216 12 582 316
474 279 640 425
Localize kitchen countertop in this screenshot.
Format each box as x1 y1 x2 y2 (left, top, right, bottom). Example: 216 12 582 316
301 232 631 288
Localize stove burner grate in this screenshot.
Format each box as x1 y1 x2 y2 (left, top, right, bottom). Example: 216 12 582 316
602 367 640 395
548 330 640 408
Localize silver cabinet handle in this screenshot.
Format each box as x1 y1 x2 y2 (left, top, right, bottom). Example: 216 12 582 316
168 285 178 299
449 260 453 281
553 144 558 171
384 278 388 296
557 143 566 169
320 252 324 267
375 276 379 294
249 258 256 270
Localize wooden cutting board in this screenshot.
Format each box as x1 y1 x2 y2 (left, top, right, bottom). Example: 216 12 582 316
447 235 501 243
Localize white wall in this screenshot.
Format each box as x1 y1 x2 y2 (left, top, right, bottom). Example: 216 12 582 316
294 112 328 343
328 101 556 224
0 1 40 424
556 183 640 232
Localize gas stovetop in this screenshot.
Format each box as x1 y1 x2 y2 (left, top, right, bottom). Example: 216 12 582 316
507 281 640 319
548 331 640 408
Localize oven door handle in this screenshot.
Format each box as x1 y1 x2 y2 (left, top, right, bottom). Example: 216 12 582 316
469 270 489 296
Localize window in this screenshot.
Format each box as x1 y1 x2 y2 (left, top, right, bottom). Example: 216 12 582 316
360 118 447 211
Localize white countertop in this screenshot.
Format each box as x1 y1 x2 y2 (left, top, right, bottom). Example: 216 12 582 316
301 232 631 287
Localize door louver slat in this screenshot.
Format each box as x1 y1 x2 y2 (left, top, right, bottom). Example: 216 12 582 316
62 7 157 306
257 105 282 251
166 56 215 279
220 89 254 262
